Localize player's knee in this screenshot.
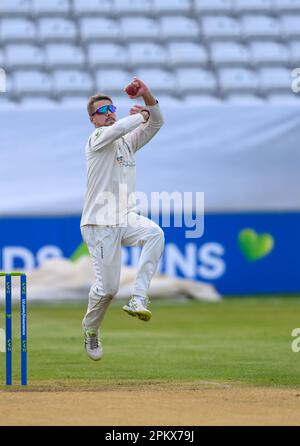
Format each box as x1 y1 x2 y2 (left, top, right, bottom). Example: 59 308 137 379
104 287 119 298
149 226 165 248
90 284 118 299
102 292 114 299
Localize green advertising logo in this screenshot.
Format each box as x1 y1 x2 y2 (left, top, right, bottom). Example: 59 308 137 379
238 228 274 261
70 242 89 262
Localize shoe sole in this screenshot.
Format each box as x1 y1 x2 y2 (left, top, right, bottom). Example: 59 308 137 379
86 352 103 361
122 306 152 322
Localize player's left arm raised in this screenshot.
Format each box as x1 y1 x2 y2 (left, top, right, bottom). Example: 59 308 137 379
123 77 164 152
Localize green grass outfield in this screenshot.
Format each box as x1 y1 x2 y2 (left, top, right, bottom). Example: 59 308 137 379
1 297 300 388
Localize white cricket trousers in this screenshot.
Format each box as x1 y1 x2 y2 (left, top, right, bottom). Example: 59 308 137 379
81 213 164 331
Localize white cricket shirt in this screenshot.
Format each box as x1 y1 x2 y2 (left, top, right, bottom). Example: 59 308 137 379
81 103 163 227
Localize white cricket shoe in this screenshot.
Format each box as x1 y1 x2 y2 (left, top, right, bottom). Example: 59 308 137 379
83 326 103 361
122 296 152 322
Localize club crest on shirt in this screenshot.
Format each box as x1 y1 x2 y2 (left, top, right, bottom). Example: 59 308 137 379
95 129 103 138
116 155 136 167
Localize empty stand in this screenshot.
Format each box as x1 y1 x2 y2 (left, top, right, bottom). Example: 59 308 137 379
167 42 208 66
184 94 223 105
259 67 292 91
45 44 85 69
152 0 191 15
73 0 111 16
0 19 36 42
274 0 300 11
201 16 241 39
87 44 126 68
31 0 70 17
0 0 31 16
120 18 160 41
176 68 217 93
52 70 94 96
136 68 177 93
194 0 233 14
234 0 273 13
219 68 259 92
160 16 199 40
241 15 281 39
225 94 265 104
267 93 300 104
281 15 300 37
19 97 59 109
250 41 290 65
5 45 44 69
127 43 167 67
290 41 300 64
210 42 250 65
114 0 152 15
12 71 53 96
80 18 120 42
0 0 298 106
96 69 132 93
38 18 77 42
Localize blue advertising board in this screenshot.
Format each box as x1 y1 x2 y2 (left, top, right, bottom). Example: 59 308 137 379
0 212 298 295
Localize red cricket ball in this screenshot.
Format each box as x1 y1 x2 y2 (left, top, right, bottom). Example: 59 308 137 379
125 84 138 96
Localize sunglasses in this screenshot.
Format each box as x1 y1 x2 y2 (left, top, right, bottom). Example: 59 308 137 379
91 104 117 116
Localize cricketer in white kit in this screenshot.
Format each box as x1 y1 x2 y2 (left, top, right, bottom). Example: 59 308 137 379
80 77 164 360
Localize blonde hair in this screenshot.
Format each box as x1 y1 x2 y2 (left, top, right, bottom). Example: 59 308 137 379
87 93 112 116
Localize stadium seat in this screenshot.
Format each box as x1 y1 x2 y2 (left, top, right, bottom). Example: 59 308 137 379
12 71 53 96
176 68 217 93
184 94 223 105
106 94 139 108
267 93 300 104
259 67 292 91
38 19 77 42
160 17 199 40
289 41 300 64
73 0 111 16
0 97 18 110
194 0 233 14
225 94 265 104
241 15 281 39
0 0 31 16
19 97 59 109
31 0 70 16
60 96 89 109
114 0 152 15
233 0 273 13
250 41 290 66
152 0 191 15
0 19 36 42
281 15 300 37
95 69 132 93
120 18 160 41
219 68 259 92
154 94 182 107
80 18 120 42
45 44 85 69
127 43 167 67
135 69 177 93
5 45 45 69
210 42 250 65
87 44 126 68
52 70 94 96
274 0 300 11
167 42 208 67
201 16 241 40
